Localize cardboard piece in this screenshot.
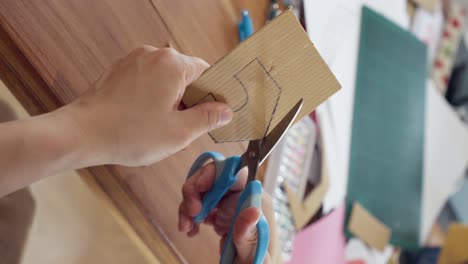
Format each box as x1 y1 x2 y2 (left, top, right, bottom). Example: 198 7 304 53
184 10 341 142
438 224 468 264
412 0 439 13
285 146 329 230
348 203 391 252
287 202 346 264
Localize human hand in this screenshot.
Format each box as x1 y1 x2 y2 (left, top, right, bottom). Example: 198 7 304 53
61 46 233 166
178 163 278 264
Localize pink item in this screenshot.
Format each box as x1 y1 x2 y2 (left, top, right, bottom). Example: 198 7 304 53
348 261 366 264
287 202 346 264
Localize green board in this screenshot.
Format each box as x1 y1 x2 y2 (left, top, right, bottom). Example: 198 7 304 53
347 6 427 249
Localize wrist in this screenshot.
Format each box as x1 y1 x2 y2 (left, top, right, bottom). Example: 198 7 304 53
51 104 108 168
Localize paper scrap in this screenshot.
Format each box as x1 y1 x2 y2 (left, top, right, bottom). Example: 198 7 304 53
438 224 468 264
421 80 468 243
285 147 329 230
345 238 394 264
287 202 346 264
348 203 391 251
411 7 444 66
184 10 341 142
413 0 439 13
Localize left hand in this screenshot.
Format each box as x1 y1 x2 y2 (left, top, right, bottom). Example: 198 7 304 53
62 46 233 167
178 163 278 264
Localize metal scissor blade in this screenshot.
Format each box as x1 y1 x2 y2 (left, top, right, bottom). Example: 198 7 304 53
259 98 304 165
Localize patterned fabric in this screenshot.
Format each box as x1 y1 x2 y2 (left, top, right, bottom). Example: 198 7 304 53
432 2 466 94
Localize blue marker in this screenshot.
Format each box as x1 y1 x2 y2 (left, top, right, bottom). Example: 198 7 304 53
238 10 253 42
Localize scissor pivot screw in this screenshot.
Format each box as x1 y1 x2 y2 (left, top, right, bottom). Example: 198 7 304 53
249 151 256 158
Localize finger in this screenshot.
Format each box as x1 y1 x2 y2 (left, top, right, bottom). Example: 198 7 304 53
181 178 202 217
179 163 218 233
120 45 159 70
214 224 229 236
178 204 193 233
204 210 217 226
233 207 261 263
169 51 209 109
179 102 233 141
215 191 240 220
195 163 216 192
213 209 234 236
219 235 227 256
212 191 241 235
181 163 215 217
187 224 200 237
128 45 158 59
229 167 248 191
176 53 210 85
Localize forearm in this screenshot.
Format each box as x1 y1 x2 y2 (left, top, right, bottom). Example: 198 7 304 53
0 107 90 197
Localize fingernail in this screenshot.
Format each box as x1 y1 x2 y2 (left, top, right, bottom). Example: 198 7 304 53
217 107 233 127
179 213 190 232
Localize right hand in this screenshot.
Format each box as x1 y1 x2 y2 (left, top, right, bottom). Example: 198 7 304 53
178 163 278 264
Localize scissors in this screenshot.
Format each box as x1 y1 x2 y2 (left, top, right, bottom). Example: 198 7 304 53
186 99 303 264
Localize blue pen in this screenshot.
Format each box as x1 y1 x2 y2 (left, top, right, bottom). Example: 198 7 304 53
238 10 253 42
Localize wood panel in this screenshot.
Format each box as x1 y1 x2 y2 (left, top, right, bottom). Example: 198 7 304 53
149 0 238 63
150 0 270 62
0 0 246 263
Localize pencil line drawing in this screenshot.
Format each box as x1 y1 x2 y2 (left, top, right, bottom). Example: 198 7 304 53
232 75 249 112
209 57 282 143
253 58 283 139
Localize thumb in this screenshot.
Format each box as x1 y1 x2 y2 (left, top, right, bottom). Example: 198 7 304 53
180 102 233 140
233 207 261 263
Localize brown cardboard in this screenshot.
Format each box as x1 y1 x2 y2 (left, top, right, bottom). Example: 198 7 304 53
412 0 439 12
438 224 468 264
184 10 341 142
348 202 391 251
407 1 417 21
285 148 329 230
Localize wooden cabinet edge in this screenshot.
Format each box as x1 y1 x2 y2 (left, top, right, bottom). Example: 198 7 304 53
79 168 183 263
0 20 61 115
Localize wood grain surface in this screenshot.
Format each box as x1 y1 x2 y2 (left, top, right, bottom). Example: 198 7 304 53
0 0 270 262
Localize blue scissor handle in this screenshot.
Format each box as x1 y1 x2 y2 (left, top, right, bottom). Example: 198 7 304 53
220 180 269 264
186 152 242 223
187 152 269 264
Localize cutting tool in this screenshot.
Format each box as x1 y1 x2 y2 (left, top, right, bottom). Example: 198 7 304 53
186 99 303 264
